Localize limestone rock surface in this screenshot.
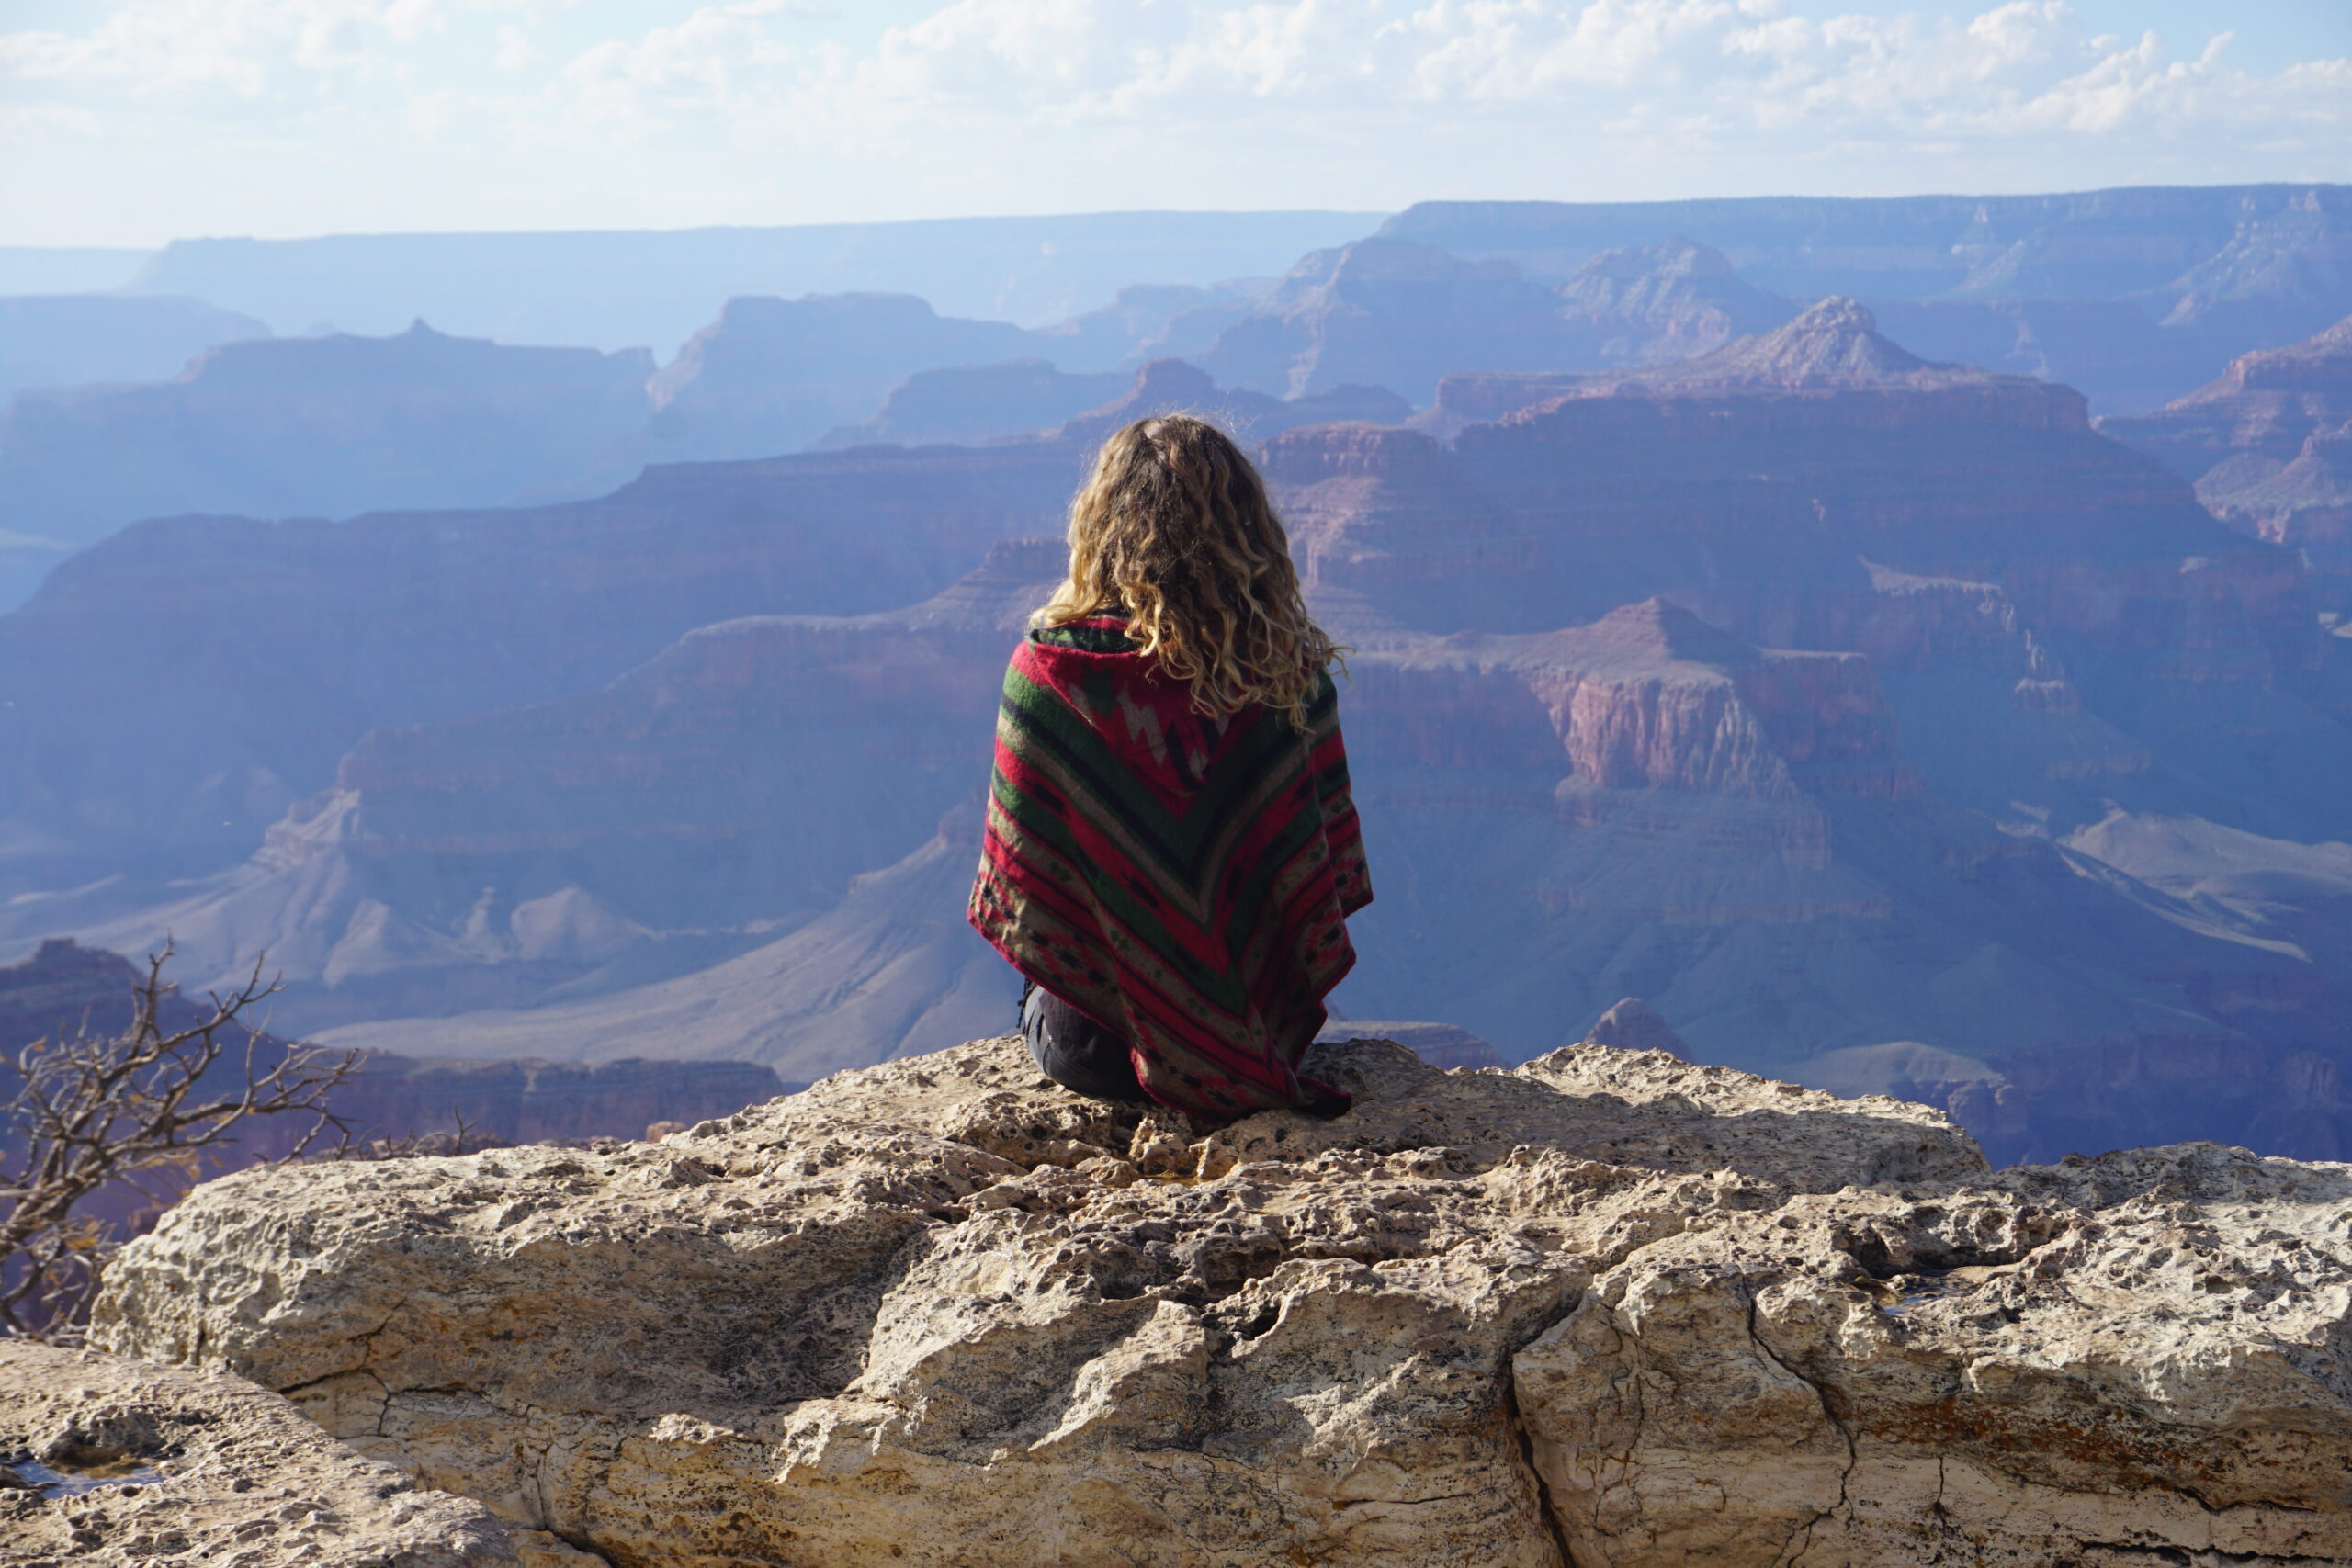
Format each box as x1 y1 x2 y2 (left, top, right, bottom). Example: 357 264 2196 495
0 1338 515 1567
1520 1142 2352 1564
86 1035 2352 1566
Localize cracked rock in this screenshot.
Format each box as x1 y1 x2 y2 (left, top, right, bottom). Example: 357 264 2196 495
80 1034 2352 1565
0 1337 515 1567
1517 1145 2352 1564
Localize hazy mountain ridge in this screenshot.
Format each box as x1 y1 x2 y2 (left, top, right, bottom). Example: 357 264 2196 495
115 211 1383 347
17 301 2352 1164
0 321 657 577
1385 186 2352 316
0 293 268 401
1192 236 1807 403
7 193 2352 1163
9 196 2346 612
0 286 1377 608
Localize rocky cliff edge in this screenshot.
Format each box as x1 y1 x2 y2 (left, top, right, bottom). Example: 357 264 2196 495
86 1034 2352 1566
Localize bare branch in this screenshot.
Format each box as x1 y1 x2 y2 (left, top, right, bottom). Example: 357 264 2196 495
0 945 356 1339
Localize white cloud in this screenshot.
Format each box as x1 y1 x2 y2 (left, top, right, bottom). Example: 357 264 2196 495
523 0 2346 153
0 0 447 96
2 0 2346 243
492 24 536 72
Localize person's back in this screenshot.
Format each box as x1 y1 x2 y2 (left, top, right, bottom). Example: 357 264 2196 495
967 414 1371 1121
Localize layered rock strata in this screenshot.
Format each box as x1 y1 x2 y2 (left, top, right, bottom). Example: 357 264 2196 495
91 1035 2352 1566
2101 313 2352 613
0 1338 515 1567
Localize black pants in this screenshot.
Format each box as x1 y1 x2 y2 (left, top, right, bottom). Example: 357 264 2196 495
1022 983 1148 1102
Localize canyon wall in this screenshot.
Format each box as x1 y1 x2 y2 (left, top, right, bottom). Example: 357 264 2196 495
9 304 2352 1164
2103 312 2352 616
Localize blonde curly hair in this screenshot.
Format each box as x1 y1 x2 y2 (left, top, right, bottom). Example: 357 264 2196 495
1038 414 1342 728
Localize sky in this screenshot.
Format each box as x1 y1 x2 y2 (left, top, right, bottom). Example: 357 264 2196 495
2 0 2348 246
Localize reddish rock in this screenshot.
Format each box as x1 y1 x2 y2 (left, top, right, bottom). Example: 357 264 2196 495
2100 313 2352 477
0 438 1086 891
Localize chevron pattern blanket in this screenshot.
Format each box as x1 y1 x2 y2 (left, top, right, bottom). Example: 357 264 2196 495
969 615 1372 1118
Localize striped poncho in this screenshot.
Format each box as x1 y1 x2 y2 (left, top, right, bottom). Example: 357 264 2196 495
968 614 1372 1119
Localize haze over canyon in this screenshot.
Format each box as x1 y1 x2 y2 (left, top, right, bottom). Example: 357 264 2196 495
6 185 2352 1168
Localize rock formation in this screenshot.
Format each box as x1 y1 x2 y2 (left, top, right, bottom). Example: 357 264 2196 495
2101 313 2352 615
1385 186 2352 347
1593 296 1970 392
642 293 1040 461
0 293 267 403
1259 423 1537 627
1030 281 1270 372
89 1033 2352 1565
1313 1018 1505 1069
1866 296 2219 415
1415 295 2078 433
1053 357 1410 448
1550 238 1796 367
0 1338 515 1566
60 540 1067 1031
0 438 1083 897
817 358 1129 449
1327 599 2294 1080
306 811 1025 1080
1194 237 1804 405
1193 239 1573 400
0 321 655 557
2100 312 2352 481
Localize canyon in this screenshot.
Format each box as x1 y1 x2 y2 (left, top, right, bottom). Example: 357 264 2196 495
0 936 784 1168
5 196 2352 1167
78 1029 2352 1566
5 303 2352 1166
1385 186 2352 344
15 180 2352 1568
8 191 2344 622
13 305 2341 1165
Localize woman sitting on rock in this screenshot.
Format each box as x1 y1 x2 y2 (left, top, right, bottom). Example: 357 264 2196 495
968 414 1372 1121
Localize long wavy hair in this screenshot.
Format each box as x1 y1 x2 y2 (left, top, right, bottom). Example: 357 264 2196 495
1039 414 1342 728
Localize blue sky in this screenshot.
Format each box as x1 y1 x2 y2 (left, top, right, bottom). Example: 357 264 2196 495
3 0 2346 245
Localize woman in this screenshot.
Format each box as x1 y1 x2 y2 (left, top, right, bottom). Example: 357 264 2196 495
968 414 1371 1121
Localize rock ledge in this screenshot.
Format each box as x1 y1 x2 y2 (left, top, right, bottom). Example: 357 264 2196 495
88 1035 2352 1566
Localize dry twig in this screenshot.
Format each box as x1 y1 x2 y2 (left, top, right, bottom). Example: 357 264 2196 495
0 942 356 1338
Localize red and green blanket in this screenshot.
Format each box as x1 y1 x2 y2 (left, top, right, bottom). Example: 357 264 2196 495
968 614 1372 1118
